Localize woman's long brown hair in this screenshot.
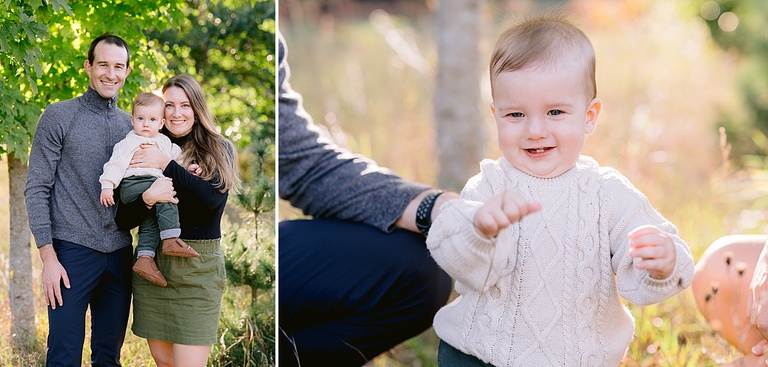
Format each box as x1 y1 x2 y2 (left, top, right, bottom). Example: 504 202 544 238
162 74 240 193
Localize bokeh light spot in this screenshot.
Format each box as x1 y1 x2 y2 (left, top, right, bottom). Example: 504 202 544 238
700 1 720 21
718 12 739 32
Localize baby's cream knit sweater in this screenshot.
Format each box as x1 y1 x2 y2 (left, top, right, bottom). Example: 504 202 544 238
427 156 694 366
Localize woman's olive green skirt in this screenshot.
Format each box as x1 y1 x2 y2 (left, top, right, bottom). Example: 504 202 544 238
132 238 225 345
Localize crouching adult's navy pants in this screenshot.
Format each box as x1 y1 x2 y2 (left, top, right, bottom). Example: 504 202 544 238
279 219 452 367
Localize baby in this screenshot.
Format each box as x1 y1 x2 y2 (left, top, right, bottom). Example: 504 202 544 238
99 92 199 287
427 15 695 366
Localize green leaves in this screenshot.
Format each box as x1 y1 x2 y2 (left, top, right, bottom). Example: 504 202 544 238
48 0 72 13
1 2 52 160
1 3 49 94
0 0 188 161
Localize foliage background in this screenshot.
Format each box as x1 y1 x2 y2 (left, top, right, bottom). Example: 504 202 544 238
0 0 275 365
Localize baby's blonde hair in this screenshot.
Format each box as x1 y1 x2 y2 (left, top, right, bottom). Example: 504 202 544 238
132 92 164 115
489 14 596 101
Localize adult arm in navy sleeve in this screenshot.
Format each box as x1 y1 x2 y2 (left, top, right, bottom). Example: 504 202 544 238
163 160 227 209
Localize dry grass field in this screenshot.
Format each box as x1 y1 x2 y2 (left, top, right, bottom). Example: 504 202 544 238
0 152 169 364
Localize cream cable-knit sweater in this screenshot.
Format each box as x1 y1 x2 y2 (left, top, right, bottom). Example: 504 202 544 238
427 156 694 367
99 131 181 189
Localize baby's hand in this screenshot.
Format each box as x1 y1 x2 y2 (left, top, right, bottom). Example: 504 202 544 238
628 225 676 279
473 191 541 238
187 163 202 176
100 188 115 207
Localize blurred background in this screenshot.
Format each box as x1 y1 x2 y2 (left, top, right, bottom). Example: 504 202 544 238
280 0 768 365
1 1 275 365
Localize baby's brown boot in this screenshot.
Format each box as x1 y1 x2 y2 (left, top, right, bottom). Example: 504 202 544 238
133 256 167 287
161 238 200 257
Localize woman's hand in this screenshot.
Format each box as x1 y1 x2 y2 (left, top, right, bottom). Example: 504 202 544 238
131 143 172 170
141 177 178 207
187 163 202 176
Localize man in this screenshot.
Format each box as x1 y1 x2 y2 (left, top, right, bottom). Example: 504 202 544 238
278 32 456 366
25 34 134 367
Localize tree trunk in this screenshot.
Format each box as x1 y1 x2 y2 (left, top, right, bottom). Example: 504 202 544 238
8 153 35 348
251 284 258 307
434 0 485 191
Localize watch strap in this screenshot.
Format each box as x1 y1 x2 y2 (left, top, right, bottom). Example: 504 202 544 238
416 190 444 237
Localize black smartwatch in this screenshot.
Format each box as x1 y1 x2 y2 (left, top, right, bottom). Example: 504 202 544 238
415 190 444 237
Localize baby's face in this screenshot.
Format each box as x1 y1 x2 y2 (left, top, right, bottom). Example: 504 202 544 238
490 63 600 178
132 103 165 138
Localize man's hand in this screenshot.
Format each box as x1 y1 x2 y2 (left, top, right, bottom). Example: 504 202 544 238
628 225 676 280
39 244 70 309
473 191 541 239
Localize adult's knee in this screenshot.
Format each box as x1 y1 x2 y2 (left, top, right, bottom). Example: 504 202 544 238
150 350 174 367
693 236 753 308
693 234 766 353
147 341 175 367
694 235 766 293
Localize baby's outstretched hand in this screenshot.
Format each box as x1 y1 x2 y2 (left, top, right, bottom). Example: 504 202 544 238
100 188 115 207
628 225 676 279
474 191 541 239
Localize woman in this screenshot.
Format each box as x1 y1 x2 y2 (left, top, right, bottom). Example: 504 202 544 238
116 74 239 366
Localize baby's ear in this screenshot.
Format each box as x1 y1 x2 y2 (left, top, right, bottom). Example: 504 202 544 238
585 98 602 134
